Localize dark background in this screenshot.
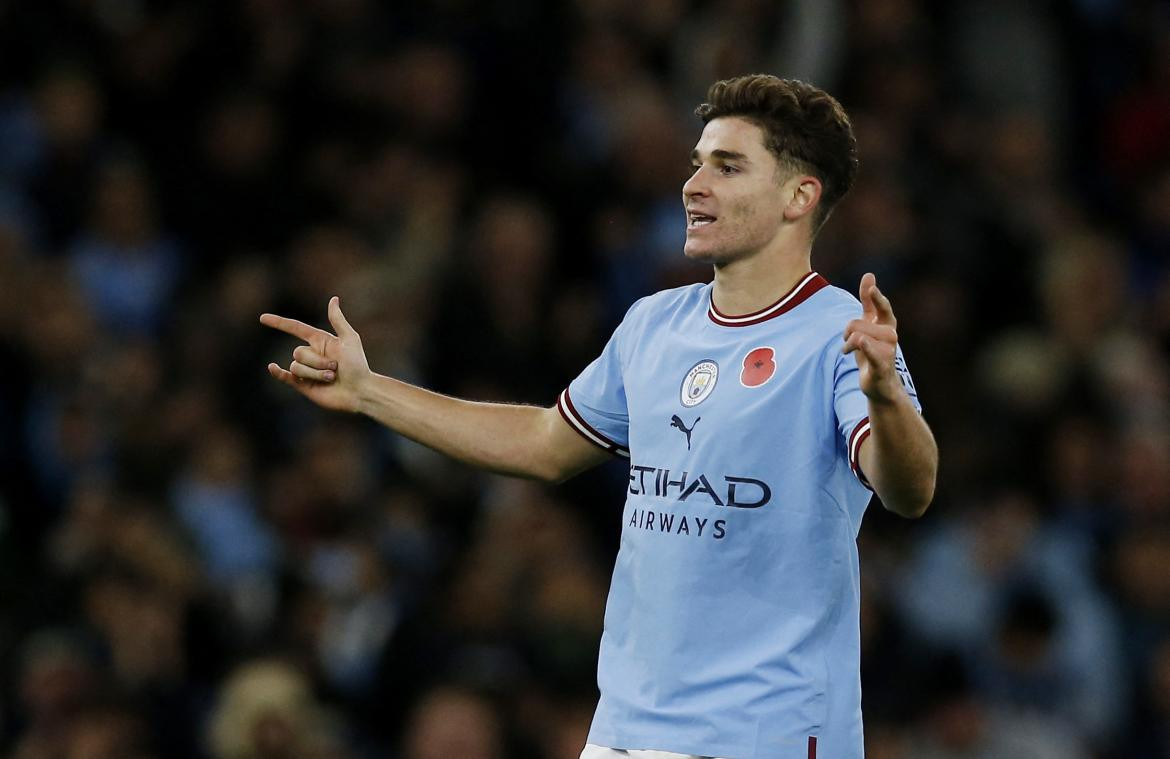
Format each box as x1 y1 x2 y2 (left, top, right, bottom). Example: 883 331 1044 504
1 0 1169 757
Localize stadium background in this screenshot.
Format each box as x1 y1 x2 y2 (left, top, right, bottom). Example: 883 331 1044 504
1 0 1169 757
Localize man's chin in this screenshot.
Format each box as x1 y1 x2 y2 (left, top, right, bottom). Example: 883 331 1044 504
684 237 712 256
683 242 731 265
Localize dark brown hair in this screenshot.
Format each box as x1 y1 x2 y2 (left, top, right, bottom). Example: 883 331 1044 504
696 74 858 231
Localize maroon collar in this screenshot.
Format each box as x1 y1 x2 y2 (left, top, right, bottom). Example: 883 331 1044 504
708 272 829 327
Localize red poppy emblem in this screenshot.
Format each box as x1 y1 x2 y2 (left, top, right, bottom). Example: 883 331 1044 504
741 347 776 387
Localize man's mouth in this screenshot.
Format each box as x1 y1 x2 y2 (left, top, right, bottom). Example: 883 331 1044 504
688 212 716 229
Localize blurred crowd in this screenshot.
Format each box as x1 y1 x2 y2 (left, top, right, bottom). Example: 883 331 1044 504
1 0 1169 757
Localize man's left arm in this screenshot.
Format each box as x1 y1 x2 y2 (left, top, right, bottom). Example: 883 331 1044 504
843 273 938 518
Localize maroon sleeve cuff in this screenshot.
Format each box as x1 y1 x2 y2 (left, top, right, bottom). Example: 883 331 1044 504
848 417 873 491
557 389 630 458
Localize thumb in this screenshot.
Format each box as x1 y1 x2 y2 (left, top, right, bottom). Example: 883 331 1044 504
328 296 356 337
859 272 877 321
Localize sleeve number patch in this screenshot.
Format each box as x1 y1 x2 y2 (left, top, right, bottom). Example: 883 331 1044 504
894 355 917 396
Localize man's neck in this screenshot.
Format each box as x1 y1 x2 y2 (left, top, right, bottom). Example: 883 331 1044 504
710 245 813 316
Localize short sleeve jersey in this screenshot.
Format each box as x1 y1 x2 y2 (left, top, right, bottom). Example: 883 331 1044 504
557 273 921 759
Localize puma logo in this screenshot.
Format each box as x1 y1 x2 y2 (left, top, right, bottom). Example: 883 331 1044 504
670 414 700 450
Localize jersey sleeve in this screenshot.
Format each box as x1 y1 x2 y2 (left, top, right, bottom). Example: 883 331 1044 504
834 344 922 489
557 305 637 458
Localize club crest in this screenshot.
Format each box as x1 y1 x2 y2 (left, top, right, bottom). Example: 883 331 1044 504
680 360 718 407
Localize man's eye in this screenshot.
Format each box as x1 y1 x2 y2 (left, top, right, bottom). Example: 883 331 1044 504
720 165 739 175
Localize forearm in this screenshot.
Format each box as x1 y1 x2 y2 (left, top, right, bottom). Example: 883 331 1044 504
862 394 937 518
355 372 565 481
263 299 608 481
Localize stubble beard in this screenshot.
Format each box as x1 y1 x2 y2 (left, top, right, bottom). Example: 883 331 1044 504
683 223 761 267
684 244 744 267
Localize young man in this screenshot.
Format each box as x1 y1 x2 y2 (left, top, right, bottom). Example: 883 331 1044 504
262 75 937 759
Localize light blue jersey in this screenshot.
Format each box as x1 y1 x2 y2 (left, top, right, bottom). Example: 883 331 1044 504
557 272 922 759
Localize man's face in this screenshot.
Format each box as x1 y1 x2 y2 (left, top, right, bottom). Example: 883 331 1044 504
682 116 791 264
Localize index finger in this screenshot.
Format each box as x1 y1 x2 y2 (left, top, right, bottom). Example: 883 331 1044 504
260 313 327 344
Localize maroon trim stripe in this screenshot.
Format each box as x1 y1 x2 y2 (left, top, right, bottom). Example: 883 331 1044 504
708 272 829 327
808 736 817 758
556 389 630 458
848 417 874 491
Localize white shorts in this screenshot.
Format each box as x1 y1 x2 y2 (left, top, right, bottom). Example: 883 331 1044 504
580 744 727 759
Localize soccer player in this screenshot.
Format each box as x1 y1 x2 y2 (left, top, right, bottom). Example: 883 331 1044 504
261 75 937 759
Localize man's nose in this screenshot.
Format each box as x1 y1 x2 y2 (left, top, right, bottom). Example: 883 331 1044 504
683 166 709 197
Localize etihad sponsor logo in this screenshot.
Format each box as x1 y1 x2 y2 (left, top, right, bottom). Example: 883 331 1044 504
627 464 772 509
628 508 726 540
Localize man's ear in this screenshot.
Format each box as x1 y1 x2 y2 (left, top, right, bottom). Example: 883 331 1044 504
783 176 822 222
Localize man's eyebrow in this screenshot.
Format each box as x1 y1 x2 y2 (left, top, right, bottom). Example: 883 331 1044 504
691 148 750 163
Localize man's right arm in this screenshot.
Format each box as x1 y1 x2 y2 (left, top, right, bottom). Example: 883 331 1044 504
356 374 611 481
261 297 611 483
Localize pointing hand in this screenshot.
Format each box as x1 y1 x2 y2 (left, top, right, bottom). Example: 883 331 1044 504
260 296 371 413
